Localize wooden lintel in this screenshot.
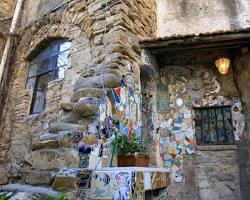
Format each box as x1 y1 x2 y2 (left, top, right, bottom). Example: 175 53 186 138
140 32 250 55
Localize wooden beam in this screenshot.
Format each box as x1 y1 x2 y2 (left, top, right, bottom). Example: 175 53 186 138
140 32 250 55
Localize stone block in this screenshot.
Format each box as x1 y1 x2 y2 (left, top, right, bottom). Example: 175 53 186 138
63 149 80 167
9 192 41 200
26 149 79 170
213 173 235 181
73 73 120 91
60 112 80 123
213 182 234 198
49 122 86 133
40 133 59 141
31 140 58 150
0 168 9 185
199 179 210 189
73 97 99 116
24 170 53 185
1 183 61 197
58 137 73 148
52 175 77 190
200 188 219 200
60 101 74 111
71 88 104 102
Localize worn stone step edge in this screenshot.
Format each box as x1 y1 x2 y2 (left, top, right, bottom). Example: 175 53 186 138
1 184 61 197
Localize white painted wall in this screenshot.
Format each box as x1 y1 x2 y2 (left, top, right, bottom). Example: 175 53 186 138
157 0 250 37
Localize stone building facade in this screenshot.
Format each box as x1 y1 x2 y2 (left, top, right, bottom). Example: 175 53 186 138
0 0 250 200
0 0 16 57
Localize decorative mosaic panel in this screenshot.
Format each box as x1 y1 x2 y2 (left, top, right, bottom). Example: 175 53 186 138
90 169 170 200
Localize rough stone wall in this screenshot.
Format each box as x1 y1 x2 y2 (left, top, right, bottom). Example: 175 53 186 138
235 52 250 140
0 0 157 187
0 38 6 62
0 0 16 63
234 51 250 199
0 0 16 17
194 148 241 200
22 0 72 25
0 0 18 120
157 0 250 37
141 49 161 167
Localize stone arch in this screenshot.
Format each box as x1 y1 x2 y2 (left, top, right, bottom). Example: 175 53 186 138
8 22 89 117
23 23 83 60
0 20 91 148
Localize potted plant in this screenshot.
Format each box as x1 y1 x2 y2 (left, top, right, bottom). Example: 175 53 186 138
113 133 149 167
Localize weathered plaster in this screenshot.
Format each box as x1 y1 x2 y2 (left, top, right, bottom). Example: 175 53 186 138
157 0 250 37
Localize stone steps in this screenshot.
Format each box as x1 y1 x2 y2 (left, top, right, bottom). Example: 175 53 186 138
1 184 61 198
22 169 54 186
51 168 91 191
73 97 99 116
31 140 58 151
73 73 120 92
49 122 87 133
25 148 79 170
71 87 104 103
35 133 73 149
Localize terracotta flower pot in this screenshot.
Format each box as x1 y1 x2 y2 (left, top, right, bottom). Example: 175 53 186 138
118 154 149 167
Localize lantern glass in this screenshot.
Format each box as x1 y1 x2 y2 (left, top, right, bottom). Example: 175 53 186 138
215 58 230 75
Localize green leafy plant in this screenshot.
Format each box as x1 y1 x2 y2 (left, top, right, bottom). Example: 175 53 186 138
45 194 67 200
0 193 9 200
113 133 145 155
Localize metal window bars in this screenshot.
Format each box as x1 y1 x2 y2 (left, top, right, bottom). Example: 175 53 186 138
194 106 234 145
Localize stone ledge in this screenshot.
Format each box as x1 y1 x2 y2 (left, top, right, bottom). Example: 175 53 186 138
0 184 61 197
196 145 237 151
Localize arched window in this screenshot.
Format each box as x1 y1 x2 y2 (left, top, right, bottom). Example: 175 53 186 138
26 40 71 114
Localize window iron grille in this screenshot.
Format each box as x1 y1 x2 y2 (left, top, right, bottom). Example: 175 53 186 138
194 106 234 145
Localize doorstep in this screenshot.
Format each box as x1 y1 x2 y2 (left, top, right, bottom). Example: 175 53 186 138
90 167 171 200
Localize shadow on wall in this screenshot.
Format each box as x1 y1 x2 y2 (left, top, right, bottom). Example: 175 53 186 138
234 51 250 200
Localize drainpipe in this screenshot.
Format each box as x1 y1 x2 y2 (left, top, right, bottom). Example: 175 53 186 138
0 0 24 83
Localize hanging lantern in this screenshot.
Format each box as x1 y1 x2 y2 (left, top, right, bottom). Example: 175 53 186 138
215 57 230 75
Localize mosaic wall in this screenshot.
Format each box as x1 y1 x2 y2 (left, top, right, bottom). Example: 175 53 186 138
91 171 134 200
90 169 169 200
142 64 246 183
